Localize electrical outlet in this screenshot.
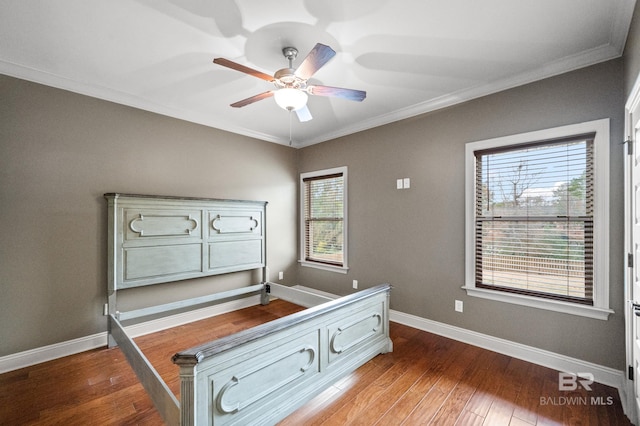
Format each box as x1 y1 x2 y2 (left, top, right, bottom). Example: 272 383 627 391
403 177 411 189
396 179 403 189
278 271 284 280
353 280 358 289
103 303 109 316
455 300 463 313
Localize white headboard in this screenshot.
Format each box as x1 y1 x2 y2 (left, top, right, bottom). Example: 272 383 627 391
104 193 267 295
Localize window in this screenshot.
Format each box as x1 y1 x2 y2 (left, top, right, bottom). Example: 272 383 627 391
300 167 348 273
464 119 611 319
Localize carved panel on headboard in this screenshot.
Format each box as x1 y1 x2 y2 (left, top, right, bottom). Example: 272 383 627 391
211 214 259 235
128 212 199 238
105 194 267 291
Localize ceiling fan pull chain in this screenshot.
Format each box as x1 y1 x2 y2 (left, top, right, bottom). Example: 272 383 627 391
289 109 293 146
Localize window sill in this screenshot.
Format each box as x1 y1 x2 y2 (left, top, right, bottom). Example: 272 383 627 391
462 286 613 320
299 260 349 274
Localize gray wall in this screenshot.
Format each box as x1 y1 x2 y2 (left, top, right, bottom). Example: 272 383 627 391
0 75 299 356
297 59 626 369
1 53 635 371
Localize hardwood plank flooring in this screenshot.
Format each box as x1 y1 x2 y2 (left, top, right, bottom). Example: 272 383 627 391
0 300 631 425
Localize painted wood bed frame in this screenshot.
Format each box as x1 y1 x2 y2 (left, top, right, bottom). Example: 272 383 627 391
105 193 393 425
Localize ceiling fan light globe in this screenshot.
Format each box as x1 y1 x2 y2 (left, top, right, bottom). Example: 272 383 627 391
274 88 308 111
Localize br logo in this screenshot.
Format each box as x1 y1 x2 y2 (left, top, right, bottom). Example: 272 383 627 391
558 372 594 391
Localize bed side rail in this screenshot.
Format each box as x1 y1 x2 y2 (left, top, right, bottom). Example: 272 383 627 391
266 282 336 307
110 315 180 425
116 283 265 322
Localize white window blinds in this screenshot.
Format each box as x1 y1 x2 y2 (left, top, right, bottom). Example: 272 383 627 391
474 135 594 305
303 172 345 266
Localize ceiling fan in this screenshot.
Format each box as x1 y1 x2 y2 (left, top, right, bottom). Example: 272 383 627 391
213 43 366 122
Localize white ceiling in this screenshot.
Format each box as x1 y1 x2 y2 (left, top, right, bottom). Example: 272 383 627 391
0 0 636 147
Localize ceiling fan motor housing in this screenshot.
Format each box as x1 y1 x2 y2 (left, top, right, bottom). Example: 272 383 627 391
275 47 307 89
274 68 306 89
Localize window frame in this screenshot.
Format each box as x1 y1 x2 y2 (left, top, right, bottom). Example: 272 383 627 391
299 166 349 273
464 119 612 320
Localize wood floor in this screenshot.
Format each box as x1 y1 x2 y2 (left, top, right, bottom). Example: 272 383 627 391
0 299 631 425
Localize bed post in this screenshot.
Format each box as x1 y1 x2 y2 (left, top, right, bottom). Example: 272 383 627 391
178 363 197 426
105 193 119 348
260 202 270 305
383 287 394 353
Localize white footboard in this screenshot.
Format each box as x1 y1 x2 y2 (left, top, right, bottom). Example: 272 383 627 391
172 283 392 426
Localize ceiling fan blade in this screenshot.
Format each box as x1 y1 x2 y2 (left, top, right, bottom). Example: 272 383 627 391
295 105 313 122
213 58 274 82
308 85 366 102
230 91 274 108
294 43 336 80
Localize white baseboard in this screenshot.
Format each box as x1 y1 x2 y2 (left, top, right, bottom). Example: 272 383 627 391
0 295 261 374
0 332 108 375
389 309 624 389
0 290 625 393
